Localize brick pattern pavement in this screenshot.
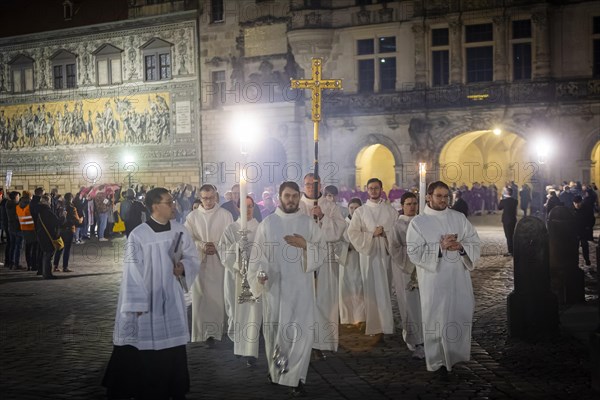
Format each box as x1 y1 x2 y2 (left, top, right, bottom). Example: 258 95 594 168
0 220 598 400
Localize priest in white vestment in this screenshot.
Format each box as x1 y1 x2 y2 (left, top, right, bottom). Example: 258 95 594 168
185 184 233 343
298 174 346 352
105 188 200 399
337 198 365 326
406 181 481 373
347 178 398 338
389 192 424 359
247 182 327 396
219 196 262 363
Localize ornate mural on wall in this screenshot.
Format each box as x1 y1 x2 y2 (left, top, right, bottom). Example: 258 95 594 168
0 93 170 149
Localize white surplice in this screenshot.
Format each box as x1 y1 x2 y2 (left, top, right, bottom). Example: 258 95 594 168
112 222 201 350
299 194 345 351
184 205 233 342
406 206 481 372
337 216 365 324
389 214 423 349
347 199 398 335
219 218 263 357
247 207 327 387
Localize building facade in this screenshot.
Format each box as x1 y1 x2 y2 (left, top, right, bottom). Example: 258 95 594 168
1 0 599 196
0 0 201 193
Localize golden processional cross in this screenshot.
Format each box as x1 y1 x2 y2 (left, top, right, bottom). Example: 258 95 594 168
290 58 342 209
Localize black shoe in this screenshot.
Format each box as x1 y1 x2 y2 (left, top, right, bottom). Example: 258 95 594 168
433 366 449 381
206 337 215 348
290 381 306 397
63 268 73 272
267 373 276 385
246 357 256 367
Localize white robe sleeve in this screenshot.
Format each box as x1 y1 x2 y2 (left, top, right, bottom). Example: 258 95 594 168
120 233 149 313
219 224 239 275
347 210 374 255
459 217 481 271
389 218 415 274
180 227 201 289
318 202 346 243
303 221 327 273
247 223 269 297
406 219 440 273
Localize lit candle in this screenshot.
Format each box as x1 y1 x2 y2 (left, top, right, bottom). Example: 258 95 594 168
419 162 426 213
239 166 247 230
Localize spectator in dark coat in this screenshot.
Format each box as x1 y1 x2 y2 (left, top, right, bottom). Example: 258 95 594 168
0 190 10 266
544 191 562 218
498 187 519 257
6 191 23 269
35 195 61 279
519 184 532 216
574 195 595 266
29 187 44 273
53 193 82 273
450 190 469 218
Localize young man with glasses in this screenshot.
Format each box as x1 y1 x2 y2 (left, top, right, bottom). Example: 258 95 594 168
185 184 233 347
347 178 399 343
406 181 480 376
103 187 200 400
299 174 346 355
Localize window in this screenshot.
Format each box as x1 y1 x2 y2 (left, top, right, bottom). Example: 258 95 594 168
51 49 77 89
356 36 396 93
94 44 123 86
9 55 34 93
594 17 600 77
141 38 173 82
511 20 532 81
212 70 226 106
465 23 493 83
431 28 449 86
211 0 223 22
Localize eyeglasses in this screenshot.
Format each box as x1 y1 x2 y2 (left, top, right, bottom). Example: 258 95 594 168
432 195 450 199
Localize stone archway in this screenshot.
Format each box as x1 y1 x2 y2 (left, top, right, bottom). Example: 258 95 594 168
438 129 533 187
346 134 403 190
591 141 600 186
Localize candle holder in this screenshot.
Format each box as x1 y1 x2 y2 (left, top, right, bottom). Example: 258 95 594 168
237 228 259 304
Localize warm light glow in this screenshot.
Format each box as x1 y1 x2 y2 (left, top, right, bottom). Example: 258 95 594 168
123 152 135 164
492 128 502 136
419 162 426 176
231 114 260 143
534 137 554 164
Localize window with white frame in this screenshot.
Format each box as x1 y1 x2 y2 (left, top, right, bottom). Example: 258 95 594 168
141 38 172 82
51 49 77 89
9 55 34 93
356 35 397 93
431 27 449 86
465 23 493 83
511 19 532 81
94 44 123 86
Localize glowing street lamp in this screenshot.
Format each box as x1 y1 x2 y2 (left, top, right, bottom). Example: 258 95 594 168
492 128 502 136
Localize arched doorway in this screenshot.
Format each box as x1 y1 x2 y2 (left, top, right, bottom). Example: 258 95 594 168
591 141 600 186
248 137 287 197
355 144 395 191
438 130 531 187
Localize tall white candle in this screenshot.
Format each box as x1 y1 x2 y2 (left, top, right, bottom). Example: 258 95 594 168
240 166 247 230
419 163 426 213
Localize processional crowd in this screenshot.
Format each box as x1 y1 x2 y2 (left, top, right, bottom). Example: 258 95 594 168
94 174 481 400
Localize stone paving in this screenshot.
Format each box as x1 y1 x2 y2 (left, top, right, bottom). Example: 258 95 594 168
0 216 598 400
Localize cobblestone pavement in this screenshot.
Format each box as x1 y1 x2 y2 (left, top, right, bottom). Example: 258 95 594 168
0 217 598 400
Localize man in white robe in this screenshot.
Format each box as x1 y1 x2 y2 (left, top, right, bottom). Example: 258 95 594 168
406 181 481 374
185 184 233 344
337 198 365 326
247 181 327 396
389 192 424 359
104 187 200 400
347 178 398 339
298 174 345 353
219 196 262 365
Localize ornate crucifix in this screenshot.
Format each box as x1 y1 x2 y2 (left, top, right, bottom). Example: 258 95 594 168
290 58 342 212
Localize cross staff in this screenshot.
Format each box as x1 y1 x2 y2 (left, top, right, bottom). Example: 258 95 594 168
290 58 342 215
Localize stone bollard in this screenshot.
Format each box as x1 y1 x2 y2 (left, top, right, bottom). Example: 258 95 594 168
507 216 559 339
547 206 585 304
590 244 600 392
